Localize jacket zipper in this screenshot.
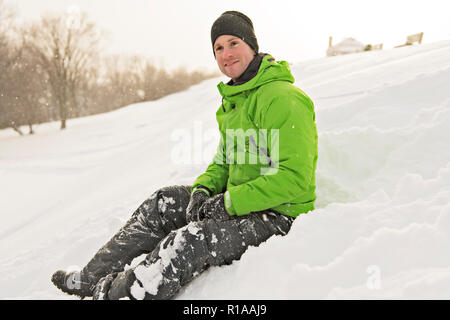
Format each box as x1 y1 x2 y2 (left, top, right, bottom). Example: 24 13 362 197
249 135 274 168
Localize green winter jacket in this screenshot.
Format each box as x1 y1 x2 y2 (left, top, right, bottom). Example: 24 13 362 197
192 55 318 218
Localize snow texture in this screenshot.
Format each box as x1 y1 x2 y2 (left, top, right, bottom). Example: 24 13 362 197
1 40 450 299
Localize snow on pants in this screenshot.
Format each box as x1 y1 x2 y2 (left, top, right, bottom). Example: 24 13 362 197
82 185 295 299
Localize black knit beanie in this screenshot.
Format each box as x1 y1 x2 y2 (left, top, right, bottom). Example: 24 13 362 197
211 11 259 55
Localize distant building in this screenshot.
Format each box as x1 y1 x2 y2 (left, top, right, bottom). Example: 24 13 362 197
395 32 424 48
326 37 366 57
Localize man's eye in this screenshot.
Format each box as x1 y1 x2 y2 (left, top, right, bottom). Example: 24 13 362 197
215 46 223 52
230 41 238 46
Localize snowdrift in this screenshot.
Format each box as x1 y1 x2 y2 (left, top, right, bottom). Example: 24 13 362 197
1 40 450 299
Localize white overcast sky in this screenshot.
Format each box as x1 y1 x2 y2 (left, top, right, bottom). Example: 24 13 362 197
5 0 450 72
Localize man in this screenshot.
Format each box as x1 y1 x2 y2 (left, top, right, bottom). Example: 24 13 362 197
51 10 318 300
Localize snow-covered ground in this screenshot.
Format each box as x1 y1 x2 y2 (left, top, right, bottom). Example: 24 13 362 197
1 40 450 299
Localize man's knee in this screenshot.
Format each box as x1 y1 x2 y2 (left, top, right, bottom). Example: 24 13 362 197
134 185 191 232
155 185 191 213
156 185 191 230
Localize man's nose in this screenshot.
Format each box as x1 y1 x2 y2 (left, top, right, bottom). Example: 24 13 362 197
222 46 233 57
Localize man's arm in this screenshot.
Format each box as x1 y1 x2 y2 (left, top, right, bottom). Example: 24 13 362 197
226 93 317 215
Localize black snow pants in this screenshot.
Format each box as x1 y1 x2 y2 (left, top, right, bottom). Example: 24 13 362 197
82 185 295 299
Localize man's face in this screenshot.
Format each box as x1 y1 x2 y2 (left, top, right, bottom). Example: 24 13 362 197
214 35 256 81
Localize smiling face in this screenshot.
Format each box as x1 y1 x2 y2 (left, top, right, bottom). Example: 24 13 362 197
214 35 256 81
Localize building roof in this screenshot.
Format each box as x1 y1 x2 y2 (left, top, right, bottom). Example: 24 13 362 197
327 37 366 56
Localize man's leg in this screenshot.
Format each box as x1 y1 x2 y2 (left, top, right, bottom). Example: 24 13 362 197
52 185 192 297
96 211 295 300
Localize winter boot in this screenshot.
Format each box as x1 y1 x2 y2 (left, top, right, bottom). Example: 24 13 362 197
51 270 94 298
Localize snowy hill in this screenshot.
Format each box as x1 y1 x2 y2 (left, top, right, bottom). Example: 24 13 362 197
1 40 450 299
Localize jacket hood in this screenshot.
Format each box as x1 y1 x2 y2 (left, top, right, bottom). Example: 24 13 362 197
217 54 295 98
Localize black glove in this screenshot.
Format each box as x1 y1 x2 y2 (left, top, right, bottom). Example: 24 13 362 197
198 193 231 221
92 273 117 300
186 189 209 222
92 270 135 300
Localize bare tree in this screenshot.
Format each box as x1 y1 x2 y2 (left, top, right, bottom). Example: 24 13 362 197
13 46 52 134
0 0 25 134
0 3 218 136
23 11 101 129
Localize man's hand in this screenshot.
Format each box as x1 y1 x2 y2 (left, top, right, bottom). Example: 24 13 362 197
198 193 231 221
92 273 117 300
92 270 135 300
186 189 209 222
